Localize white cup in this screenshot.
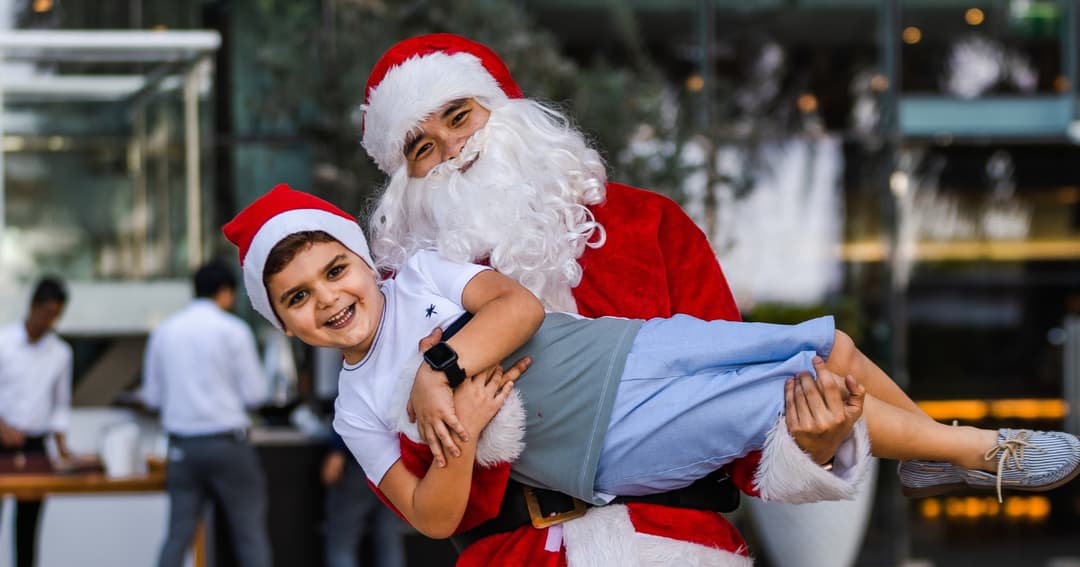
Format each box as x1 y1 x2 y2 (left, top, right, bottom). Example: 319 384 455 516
101 422 142 478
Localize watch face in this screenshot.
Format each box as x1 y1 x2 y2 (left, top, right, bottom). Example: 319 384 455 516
424 342 457 370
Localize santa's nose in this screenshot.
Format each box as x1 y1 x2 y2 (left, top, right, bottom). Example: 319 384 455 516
441 136 468 163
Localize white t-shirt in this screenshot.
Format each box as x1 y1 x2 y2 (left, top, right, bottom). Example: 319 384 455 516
0 322 72 435
140 299 269 435
333 250 489 485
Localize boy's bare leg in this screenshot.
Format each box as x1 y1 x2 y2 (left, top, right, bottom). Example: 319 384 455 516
825 330 931 420
860 392 999 472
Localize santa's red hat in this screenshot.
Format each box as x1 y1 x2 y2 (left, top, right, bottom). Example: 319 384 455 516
361 33 523 175
222 183 374 330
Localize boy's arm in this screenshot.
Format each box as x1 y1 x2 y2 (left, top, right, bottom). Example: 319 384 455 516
382 363 521 538
447 269 545 376
411 269 545 465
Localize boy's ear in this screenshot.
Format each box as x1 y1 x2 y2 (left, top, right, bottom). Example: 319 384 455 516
283 327 295 337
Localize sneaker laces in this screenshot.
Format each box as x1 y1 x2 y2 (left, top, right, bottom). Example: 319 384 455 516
983 429 1043 502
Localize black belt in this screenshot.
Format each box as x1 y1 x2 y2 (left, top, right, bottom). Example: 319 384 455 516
450 469 740 552
168 429 248 442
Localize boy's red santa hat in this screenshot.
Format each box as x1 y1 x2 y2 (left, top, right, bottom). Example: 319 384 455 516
222 183 374 331
361 33 523 175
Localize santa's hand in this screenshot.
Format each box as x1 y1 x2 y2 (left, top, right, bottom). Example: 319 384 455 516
412 328 469 468
453 360 528 437
785 362 865 466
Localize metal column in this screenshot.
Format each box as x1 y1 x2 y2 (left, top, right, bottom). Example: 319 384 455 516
184 57 205 269
1066 315 1080 435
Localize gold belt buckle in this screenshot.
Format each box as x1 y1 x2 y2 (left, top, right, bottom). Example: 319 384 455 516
522 486 588 529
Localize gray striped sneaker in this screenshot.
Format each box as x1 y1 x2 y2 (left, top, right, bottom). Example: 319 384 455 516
898 460 966 498
959 429 1080 502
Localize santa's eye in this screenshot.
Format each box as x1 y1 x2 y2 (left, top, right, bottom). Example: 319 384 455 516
413 142 433 160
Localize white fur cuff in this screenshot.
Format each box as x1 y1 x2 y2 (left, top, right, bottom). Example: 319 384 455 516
754 416 872 504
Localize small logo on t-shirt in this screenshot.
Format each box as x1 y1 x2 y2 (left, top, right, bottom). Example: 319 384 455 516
425 304 437 318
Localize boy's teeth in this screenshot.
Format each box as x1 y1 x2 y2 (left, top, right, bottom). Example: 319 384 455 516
327 306 350 325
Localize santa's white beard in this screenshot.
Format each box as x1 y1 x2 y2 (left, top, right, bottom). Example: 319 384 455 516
369 100 607 312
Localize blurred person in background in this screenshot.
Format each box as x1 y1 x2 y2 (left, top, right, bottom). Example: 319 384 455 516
141 261 272 567
322 428 407 567
0 276 77 567
315 345 407 567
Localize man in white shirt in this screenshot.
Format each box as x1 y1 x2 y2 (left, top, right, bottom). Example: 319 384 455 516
142 262 272 567
0 276 74 567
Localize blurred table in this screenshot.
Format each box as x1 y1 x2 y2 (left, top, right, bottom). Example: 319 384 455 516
0 455 208 567
0 459 165 501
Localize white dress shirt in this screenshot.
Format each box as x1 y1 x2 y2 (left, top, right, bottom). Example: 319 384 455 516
0 322 72 435
141 299 268 435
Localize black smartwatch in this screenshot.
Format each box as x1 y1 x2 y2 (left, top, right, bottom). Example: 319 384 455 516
423 341 467 388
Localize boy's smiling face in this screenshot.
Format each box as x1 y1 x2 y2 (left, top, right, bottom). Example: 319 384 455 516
267 240 383 364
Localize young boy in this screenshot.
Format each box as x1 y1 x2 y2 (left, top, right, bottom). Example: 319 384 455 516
224 185 1080 539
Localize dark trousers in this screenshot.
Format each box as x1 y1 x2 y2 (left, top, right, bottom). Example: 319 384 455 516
158 432 271 567
323 457 406 567
1 436 47 567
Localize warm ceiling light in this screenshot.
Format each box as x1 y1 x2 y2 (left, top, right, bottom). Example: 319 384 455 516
685 74 705 93
869 73 890 93
965 8 985 26
32 0 53 13
796 93 818 113
902 26 923 45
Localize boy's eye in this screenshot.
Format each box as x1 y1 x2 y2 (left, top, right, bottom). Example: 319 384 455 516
287 290 308 306
328 265 345 278
450 109 469 126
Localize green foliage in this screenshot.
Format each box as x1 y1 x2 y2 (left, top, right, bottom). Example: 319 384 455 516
745 298 864 345
233 0 682 212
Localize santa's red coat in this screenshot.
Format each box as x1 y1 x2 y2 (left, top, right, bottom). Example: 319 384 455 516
373 183 771 566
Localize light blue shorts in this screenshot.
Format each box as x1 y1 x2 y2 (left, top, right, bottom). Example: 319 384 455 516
594 314 836 496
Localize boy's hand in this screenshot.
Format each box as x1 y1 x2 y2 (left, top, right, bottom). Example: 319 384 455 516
321 451 347 485
411 328 469 468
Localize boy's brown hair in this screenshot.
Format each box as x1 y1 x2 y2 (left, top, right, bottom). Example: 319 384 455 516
262 230 339 286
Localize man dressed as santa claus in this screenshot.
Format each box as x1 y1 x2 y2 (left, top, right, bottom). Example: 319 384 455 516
359 33 874 566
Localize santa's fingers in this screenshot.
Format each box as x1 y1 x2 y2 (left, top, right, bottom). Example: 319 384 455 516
798 373 837 430
418 327 443 352
792 373 816 425
784 377 800 432
500 357 531 387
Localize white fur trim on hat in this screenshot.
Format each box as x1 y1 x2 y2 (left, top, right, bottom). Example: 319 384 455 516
753 416 872 504
362 51 510 175
242 209 375 331
391 353 526 466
